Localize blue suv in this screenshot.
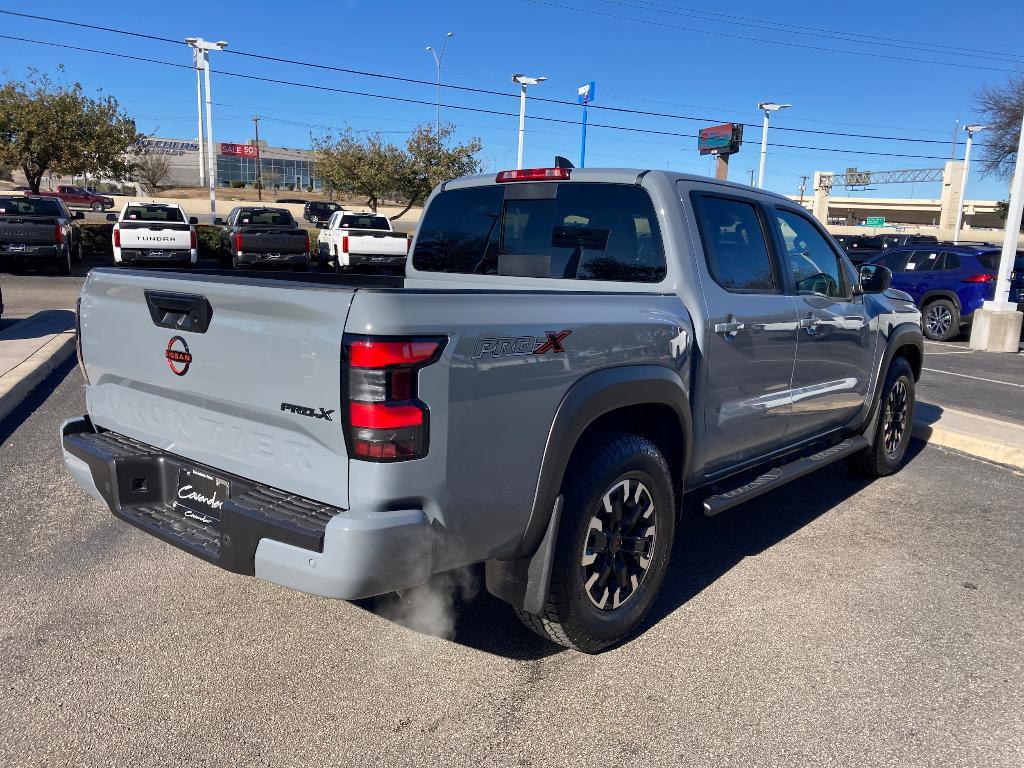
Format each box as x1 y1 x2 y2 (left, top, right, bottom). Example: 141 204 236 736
868 244 1011 341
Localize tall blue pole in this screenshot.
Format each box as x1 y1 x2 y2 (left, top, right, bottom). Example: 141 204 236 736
580 104 588 168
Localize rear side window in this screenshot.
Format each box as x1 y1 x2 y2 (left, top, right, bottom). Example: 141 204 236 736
692 195 776 292
124 205 185 222
413 183 666 283
941 252 961 270
904 250 942 271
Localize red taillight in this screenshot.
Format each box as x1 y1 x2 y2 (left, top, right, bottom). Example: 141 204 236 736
349 340 441 368
234 232 242 252
113 227 120 248
343 335 445 462
55 224 64 244
190 229 197 249
341 235 349 253
496 167 571 182
304 231 310 253
963 273 995 283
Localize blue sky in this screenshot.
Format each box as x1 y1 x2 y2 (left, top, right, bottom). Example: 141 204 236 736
1 0 1021 201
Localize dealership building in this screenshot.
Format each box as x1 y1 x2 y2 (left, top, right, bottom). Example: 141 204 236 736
138 136 320 190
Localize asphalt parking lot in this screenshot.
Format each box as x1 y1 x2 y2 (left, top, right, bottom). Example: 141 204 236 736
2 365 1021 767
917 339 1024 425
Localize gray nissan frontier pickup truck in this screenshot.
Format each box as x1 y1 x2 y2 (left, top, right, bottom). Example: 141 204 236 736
62 167 922 652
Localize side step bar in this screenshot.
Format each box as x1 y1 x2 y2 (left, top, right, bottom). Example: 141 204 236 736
703 436 868 517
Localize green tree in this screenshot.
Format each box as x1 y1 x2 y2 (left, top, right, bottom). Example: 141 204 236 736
312 129 404 212
995 200 1024 232
0 68 139 194
973 74 1023 179
389 122 483 220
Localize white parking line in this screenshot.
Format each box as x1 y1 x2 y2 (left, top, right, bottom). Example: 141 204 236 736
922 367 1024 388
923 341 974 354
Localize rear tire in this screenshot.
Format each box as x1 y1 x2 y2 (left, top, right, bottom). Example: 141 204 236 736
848 356 915 477
922 298 959 341
73 241 83 263
90 202 102 212
515 432 675 653
231 255 242 270
55 247 71 275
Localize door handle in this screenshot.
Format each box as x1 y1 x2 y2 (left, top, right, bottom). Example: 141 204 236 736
714 315 746 334
800 313 820 333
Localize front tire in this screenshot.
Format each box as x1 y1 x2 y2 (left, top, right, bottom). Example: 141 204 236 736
923 298 959 341
848 356 915 477
515 432 675 653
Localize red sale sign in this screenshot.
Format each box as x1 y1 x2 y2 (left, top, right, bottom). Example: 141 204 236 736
220 143 258 157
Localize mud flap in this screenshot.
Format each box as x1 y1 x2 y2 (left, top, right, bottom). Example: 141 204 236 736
485 496 562 614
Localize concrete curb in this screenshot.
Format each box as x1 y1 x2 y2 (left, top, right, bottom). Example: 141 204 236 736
913 402 1024 469
0 315 77 424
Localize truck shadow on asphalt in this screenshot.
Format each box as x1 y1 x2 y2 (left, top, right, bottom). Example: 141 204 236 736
355 440 926 660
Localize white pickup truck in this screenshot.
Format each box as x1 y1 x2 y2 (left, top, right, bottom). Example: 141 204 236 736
316 210 410 272
108 202 198 266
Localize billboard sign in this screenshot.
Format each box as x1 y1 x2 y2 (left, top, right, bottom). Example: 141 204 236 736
221 143 259 157
698 123 743 156
577 81 596 105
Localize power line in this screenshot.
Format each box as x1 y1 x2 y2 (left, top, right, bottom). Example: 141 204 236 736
525 0 1024 73
593 0 1024 65
0 32 977 162
0 9 989 147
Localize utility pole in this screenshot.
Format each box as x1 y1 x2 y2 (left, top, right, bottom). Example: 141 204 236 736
252 115 263 202
798 175 808 205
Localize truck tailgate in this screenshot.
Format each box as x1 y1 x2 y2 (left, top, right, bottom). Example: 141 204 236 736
240 228 308 254
118 222 192 250
79 269 355 508
348 232 408 256
0 216 58 246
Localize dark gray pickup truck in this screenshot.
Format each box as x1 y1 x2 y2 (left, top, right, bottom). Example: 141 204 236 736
0 195 84 274
214 206 310 270
61 167 923 652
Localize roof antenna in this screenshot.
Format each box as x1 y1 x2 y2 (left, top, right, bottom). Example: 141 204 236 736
554 155 575 169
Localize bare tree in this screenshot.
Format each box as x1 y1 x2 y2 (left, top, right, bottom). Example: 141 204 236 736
974 74 1024 179
134 152 172 194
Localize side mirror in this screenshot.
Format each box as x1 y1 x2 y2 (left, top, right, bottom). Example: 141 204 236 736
105 213 117 222
213 217 224 226
858 264 892 294
74 211 85 220
189 216 199 225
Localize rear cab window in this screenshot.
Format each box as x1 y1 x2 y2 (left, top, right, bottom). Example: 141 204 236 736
239 209 293 226
0 198 63 216
341 214 389 230
412 182 666 283
124 205 185 222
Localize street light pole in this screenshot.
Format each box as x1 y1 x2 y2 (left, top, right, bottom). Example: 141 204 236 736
577 81 595 168
426 33 454 135
990 107 1024 309
186 37 228 223
756 102 791 189
512 74 546 170
953 124 987 244
193 48 205 187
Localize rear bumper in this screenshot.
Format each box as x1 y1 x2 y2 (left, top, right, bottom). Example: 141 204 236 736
60 416 432 599
0 243 61 259
235 251 309 266
118 248 196 265
346 253 407 268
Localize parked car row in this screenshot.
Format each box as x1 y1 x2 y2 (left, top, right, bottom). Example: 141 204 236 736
833 233 939 264
864 244 1024 341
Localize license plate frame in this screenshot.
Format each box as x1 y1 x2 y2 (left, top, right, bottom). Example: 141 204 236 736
173 466 230 525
